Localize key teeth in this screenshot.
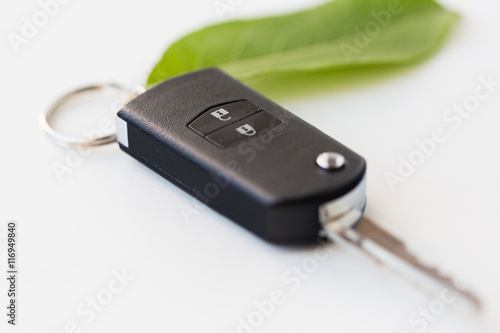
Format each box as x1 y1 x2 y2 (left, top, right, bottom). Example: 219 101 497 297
386 238 483 311
395 240 483 312
402 246 482 309
321 210 482 312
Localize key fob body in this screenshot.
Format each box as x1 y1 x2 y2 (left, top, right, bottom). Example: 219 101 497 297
116 68 366 243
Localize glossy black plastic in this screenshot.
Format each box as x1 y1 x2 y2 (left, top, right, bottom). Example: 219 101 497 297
117 68 366 243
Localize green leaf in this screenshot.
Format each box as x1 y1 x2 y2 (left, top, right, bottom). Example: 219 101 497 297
147 0 458 87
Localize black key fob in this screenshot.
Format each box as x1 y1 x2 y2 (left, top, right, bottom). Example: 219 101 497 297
116 68 366 243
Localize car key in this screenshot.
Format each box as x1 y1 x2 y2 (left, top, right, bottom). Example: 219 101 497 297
115 68 480 309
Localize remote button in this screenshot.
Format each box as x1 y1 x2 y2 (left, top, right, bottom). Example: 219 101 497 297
206 111 283 148
189 100 261 136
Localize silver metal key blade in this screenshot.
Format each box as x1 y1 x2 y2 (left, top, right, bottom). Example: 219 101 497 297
319 205 482 312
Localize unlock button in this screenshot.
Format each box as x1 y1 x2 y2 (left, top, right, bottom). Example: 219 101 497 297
206 111 282 148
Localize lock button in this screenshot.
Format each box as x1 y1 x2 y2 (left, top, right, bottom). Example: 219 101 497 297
206 111 282 148
189 100 261 136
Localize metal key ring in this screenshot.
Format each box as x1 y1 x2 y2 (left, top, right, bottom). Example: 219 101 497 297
40 83 144 149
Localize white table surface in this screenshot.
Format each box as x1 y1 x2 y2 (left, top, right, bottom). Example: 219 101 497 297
1 0 499 332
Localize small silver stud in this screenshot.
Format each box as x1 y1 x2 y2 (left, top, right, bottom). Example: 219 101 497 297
316 152 346 170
